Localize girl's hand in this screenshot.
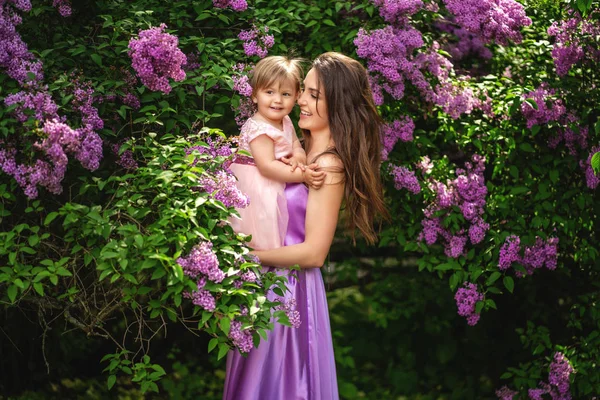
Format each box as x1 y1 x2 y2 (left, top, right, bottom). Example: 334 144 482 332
281 155 307 172
304 164 326 190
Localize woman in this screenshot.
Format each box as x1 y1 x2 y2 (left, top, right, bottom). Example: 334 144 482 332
223 52 387 400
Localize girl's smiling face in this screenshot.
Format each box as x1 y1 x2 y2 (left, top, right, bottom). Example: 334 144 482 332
252 78 297 129
298 68 328 134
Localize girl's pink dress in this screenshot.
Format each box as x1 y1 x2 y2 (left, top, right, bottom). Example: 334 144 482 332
229 115 294 250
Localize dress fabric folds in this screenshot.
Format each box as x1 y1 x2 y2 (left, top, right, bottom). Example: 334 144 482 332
223 183 339 400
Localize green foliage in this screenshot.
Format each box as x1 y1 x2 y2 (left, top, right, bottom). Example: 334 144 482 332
1 0 600 398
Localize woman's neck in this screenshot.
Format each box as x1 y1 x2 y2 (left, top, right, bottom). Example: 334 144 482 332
307 130 333 159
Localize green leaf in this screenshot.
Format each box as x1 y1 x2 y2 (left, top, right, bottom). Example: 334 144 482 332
7 285 18 302
44 212 59 226
220 317 231 335
33 282 44 296
323 19 335 26
91 54 103 67
503 276 514 293
486 272 501 286
107 374 116 390
208 338 218 353
217 343 229 360
591 152 600 175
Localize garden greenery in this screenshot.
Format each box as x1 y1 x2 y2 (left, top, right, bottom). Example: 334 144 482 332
1 0 599 398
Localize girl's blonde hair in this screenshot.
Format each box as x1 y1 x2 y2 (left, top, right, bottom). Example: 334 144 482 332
249 56 304 94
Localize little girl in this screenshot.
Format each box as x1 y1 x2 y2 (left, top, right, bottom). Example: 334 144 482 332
230 56 325 251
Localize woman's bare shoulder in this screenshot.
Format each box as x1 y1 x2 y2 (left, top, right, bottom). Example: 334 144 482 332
314 153 344 185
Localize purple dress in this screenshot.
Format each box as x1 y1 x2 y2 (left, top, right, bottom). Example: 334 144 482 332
223 183 339 400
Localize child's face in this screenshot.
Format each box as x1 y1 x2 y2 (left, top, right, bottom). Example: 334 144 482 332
252 78 297 126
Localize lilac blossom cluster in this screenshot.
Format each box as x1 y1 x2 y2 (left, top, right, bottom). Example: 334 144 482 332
355 27 490 119
390 165 421 194
128 24 187 94
238 26 274 58
184 277 216 312
521 84 566 128
381 116 414 160
495 385 518 400
454 282 484 325
435 20 492 61
547 16 600 77
527 352 574 400
442 0 532 46
230 63 256 126
198 170 250 209
229 320 254 353
274 297 301 329
355 25 429 102
178 241 225 283
4 89 59 122
111 142 138 170
418 155 490 258
580 147 600 190
498 235 559 276
415 42 493 118
0 0 44 86
52 0 71 17
522 85 588 156
212 0 247 12
371 0 423 26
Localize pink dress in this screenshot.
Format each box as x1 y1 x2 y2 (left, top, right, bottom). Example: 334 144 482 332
229 115 295 250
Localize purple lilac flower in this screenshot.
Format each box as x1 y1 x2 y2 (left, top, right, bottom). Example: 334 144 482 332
435 20 493 61
442 0 532 45
128 24 187 94
52 0 71 17
371 0 423 26
468 218 489 244
232 74 253 97
111 142 138 170
177 241 225 283
454 282 483 325
186 288 216 312
549 352 574 395
274 297 301 328
528 388 546 400
199 170 250 209
547 16 600 76
229 320 254 352
580 146 600 189
213 0 248 11
354 25 430 102
496 386 518 400
521 84 566 128
419 155 489 257
499 235 521 271
381 116 414 160
445 234 467 258
499 235 559 275
238 26 274 58
75 127 103 171
121 92 141 110
4 89 59 122
390 165 421 194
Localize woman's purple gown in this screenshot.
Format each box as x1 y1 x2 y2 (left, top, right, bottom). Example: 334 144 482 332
223 183 339 400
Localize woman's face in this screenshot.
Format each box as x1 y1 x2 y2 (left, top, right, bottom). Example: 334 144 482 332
297 68 328 133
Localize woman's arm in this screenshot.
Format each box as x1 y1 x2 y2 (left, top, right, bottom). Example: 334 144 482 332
250 135 310 183
253 155 344 268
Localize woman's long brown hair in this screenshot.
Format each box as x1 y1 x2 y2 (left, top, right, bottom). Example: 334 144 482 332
304 52 388 245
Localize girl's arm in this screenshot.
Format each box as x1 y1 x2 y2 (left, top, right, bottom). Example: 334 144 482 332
250 135 323 183
253 155 344 268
